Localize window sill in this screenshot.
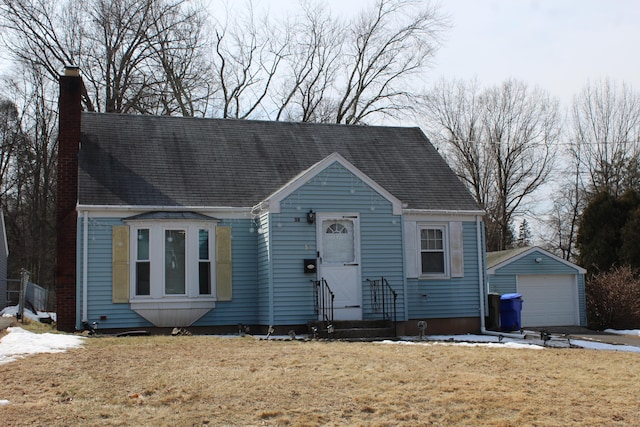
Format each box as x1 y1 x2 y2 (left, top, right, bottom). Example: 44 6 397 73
419 274 450 280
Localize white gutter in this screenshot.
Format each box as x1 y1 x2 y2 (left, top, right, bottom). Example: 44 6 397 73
82 210 89 323
476 215 524 339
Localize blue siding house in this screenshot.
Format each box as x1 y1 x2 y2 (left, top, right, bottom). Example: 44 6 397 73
56 67 486 335
487 246 587 327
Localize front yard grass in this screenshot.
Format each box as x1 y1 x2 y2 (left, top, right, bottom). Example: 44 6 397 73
1 332 639 426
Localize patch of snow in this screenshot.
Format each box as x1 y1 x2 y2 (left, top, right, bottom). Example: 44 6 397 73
423 334 506 343
381 337 543 350
0 305 56 322
570 339 640 353
0 327 85 365
604 329 640 337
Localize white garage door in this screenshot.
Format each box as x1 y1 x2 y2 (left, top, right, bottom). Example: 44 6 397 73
517 274 579 327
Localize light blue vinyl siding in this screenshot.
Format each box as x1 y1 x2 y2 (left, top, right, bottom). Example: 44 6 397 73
77 217 151 329
268 162 405 325
256 212 271 325
406 221 481 319
77 159 481 329
488 249 586 326
77 217 260 329
193 220 259 326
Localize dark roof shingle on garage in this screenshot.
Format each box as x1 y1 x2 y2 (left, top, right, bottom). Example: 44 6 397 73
78 113 480 211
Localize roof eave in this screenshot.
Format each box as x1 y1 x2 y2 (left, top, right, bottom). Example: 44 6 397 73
403 208 485 216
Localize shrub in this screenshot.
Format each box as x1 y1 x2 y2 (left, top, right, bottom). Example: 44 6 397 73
586 265 640 330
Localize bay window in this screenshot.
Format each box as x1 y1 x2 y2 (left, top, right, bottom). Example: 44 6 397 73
129 220 217 299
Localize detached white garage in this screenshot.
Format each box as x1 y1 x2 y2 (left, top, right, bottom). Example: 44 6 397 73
487 247 587 327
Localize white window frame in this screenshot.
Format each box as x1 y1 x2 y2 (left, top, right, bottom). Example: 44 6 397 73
418 223 449 278
128 220 217 302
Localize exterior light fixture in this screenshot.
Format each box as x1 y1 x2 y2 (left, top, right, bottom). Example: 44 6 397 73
535 257 542 263
307 210 315 224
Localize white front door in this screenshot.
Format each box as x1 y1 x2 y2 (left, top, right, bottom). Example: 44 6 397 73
317 214 362 321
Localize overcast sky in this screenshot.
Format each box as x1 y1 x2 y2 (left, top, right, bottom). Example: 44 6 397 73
264 0 640 110
429 0 640 107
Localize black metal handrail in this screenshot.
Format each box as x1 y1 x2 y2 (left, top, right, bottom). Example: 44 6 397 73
367 277 398 336
313 278 334 326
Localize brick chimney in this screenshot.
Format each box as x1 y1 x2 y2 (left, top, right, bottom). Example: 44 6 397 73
56 66 82 331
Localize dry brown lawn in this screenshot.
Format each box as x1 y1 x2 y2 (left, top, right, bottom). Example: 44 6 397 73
1 328 640 426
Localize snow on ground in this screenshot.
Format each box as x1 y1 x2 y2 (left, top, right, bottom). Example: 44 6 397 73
0 302 639 370
0 305 56 322
0 327 85 365
569 339 640 353
383 336 544 350
605 329 640 336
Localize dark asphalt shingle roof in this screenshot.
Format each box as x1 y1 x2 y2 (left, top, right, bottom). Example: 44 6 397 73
78 113 480 211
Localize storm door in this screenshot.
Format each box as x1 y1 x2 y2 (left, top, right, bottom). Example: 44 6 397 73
317 214 362 320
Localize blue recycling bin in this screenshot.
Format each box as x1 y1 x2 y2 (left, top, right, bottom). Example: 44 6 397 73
500 293 523 331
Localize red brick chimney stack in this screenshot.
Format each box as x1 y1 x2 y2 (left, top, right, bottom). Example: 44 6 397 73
56 65 82 331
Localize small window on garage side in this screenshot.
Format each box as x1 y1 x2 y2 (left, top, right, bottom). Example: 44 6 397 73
420 227 445 275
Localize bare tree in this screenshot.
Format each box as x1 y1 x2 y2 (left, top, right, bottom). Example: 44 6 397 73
424 79 560 251
571 78 640 196
0 0 81 85
333 0 448 124
0 99 26 199
545 79 640 263
208 0 449 123
145 0 214 116
544 161 583 261
0 0 209 115
422 79 494 210
211 2 289 119
273 2 342 122
1 65 58 287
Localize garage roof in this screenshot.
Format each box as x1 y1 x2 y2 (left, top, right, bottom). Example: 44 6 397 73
487 246 586 275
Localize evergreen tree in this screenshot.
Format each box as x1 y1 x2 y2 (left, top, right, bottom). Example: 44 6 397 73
516 219 532 248
577 189 640 272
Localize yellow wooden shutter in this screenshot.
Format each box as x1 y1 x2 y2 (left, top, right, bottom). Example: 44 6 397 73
216 226 232 301
112 225 130 303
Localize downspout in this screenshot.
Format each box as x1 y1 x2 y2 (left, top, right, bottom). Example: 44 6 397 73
82 210 88 323
476 215 524 339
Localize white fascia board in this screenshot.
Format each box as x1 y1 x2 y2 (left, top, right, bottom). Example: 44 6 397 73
403 210 485 222
487 246 587 275
76 204 252 219
261 152 403 215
